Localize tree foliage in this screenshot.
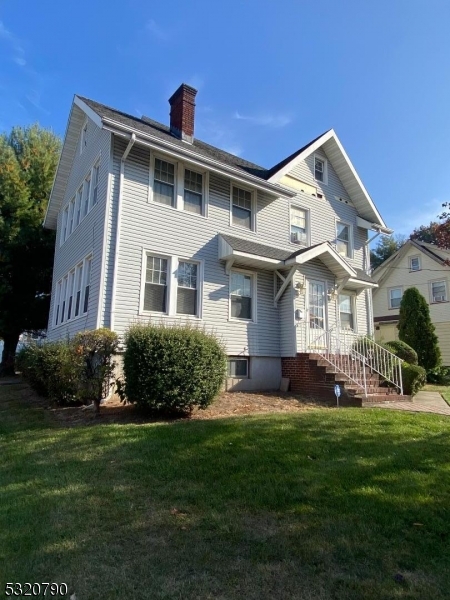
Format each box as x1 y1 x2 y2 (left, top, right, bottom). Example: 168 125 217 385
410 221 440 245
370 235 406 270
0 124 61 375
398 287 441 372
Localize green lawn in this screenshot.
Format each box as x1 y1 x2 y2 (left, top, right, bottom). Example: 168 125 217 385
423 384 450 406
1 385 450 600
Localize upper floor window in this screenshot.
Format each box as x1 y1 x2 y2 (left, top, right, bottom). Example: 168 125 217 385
410 256 421 271
92 163 100 206
339 294 354 330
431 280 447 303
183 169 203 214
144 255 168 313
389 287 402 309
231 186 253 230
314 156 327 184
154 158 175 207
81 121 88 153
177 261 198 315
230 271 254 321
336 221 351 258
75 186 83 227
83 175 91 218
290 206 308 245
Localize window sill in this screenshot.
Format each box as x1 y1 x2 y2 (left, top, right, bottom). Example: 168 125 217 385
228 318 257 324
388 307 400 310
229 223 257 234
149 199 207 219
430 300 449 304
138 311 202 320
52 313 88 330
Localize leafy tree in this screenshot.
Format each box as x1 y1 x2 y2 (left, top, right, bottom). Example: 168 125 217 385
410 221 440 244
0 125 61 375
370 235 406 270
398 287 441 372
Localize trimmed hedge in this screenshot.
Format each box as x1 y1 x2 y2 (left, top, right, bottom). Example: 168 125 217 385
122 323 227 415
385 340 418 365
17 329 118 409
401 363 426 396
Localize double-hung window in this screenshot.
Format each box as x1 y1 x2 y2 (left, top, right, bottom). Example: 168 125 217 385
61 206 69 244
230 271 253 320
83 176 91 218
339 294 354 330
290 206 308 245
177 261 198 315
83 257 92 314
74 264 83 317
154 158 175 206
76 186 83 227
410 256 421 271
144 255 168 312
92 163 100 206
61 276 68 323
67 271 75 320
431 280 447 303
54 282 62 326
314 156 325 183
336 221 351 258
184 169 203 214
69 198 75 236
389 287 402 309
231 186 253 230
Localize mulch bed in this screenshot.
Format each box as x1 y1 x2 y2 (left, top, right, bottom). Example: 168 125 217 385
8 379 330 427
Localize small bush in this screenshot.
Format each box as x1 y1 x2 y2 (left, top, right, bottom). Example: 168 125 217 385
384 340 418 365
123 323 227 415
426 365 450 385
401 363 426 396
73 329 119 413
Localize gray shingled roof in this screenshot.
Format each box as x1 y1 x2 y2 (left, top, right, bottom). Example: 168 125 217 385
220 234 292 261
79 97 269 179
352 268 376 284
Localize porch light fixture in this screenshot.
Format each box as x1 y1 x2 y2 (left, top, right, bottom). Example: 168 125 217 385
327 285 338 301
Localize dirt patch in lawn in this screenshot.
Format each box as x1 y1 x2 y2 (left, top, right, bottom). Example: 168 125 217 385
8 380 330 427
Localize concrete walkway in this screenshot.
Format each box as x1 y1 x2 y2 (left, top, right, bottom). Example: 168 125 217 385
364 391 450 416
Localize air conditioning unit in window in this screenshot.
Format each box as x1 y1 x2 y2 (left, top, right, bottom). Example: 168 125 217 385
435 295 446 302
292 232 305 245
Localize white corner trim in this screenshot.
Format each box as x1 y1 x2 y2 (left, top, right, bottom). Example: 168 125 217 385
74 96 103 128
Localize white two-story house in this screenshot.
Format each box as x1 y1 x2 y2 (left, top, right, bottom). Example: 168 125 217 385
44 83 398 398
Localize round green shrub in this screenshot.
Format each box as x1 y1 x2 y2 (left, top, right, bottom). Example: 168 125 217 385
123 323 227 415
384 340 418 365
401 363 426 396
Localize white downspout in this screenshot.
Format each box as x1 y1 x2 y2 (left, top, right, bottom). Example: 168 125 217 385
110 133 136 331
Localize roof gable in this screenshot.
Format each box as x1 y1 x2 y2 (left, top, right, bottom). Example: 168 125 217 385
267 129 386 229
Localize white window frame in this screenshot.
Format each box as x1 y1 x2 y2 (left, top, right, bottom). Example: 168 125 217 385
139 249 204 319
52 254 93 329
54 281 62 327
229 268 257 323
82 174 91 219
314 154 328 185
228 357 249 379
68 197 75 236
409 255 421 272
338 291 357 332
75 186 83 227
180 165 209 217
230 184 256 232
430 279 448 304
61 206 69 246
335 219 353 259
82 256 92 315
92 161 100 206
149 153 177 208
289 203 310 246
388 286 403 309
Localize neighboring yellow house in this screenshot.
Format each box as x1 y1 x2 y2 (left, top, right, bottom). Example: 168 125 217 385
372 240 450 365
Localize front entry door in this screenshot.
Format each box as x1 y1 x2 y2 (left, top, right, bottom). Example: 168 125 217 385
308 280 327 349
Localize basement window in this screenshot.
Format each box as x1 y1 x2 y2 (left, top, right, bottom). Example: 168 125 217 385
228 357 249 378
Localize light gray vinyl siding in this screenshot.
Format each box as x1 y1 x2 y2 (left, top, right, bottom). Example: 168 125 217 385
288 149 368 270
110 140 281 356
47 118 111 340
279 278 296 356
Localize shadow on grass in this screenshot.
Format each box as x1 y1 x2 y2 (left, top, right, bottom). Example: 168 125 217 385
1 385 450 599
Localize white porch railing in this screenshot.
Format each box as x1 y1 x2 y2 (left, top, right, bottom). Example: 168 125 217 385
310 328 403 396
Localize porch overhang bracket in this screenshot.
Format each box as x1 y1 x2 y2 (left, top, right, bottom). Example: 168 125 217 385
274 270 286 282
274 265 298 306
225 258 235 275
335 276 350 295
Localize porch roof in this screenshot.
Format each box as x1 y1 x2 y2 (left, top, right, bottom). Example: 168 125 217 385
218 234 378 288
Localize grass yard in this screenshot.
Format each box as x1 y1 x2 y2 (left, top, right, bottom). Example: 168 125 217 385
423 383 450 406
1 384 450 600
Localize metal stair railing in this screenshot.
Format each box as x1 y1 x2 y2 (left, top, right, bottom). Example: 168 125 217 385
309 328 403 396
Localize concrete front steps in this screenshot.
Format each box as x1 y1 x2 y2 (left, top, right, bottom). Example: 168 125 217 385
281 353 410 407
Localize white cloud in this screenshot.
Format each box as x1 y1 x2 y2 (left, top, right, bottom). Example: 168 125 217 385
0 20 26 66
233 110 292 128
146 19 169 41
25 90 50 115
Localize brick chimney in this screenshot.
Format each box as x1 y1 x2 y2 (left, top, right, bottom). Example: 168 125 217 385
169 83 197 143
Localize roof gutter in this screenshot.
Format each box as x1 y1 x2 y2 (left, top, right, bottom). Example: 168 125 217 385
110 133 136 331
101 117 296 199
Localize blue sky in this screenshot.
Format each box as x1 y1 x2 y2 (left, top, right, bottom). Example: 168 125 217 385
1 0 450 236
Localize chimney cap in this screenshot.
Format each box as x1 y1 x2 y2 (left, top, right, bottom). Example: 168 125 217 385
168 83 198 105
